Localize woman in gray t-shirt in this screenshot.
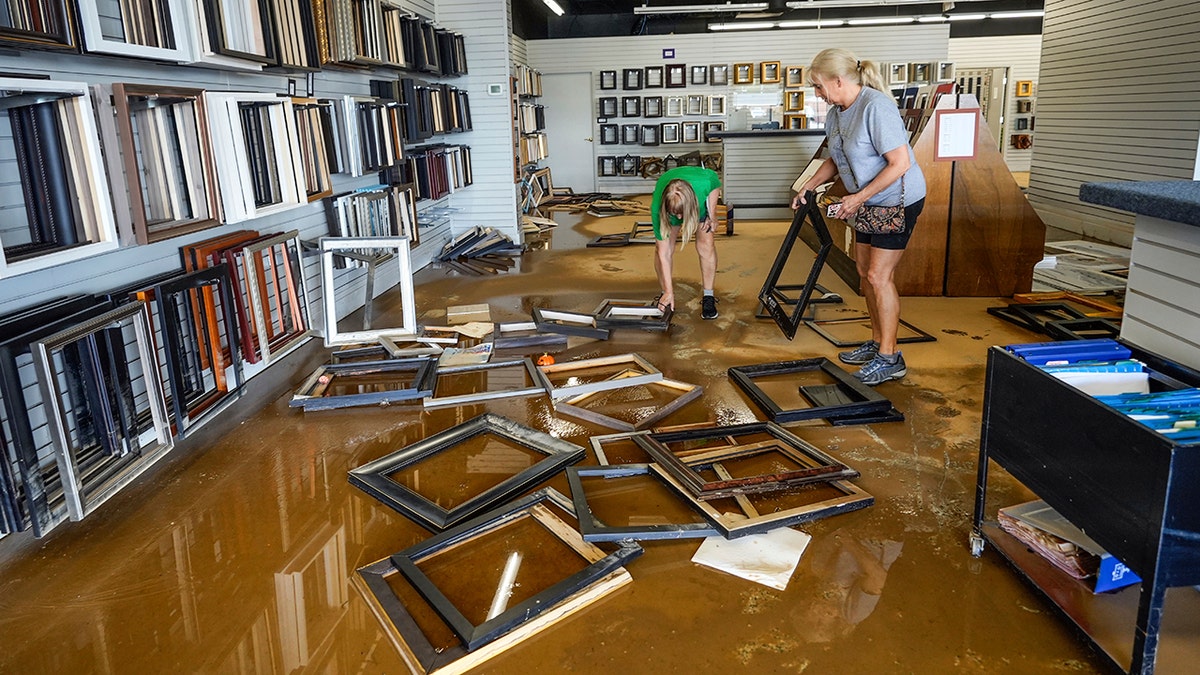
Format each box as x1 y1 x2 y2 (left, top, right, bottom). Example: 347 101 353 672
792 48 926 386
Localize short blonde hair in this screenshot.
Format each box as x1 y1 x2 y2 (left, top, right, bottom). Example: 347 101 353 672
809 48 887 93
660 179 701 245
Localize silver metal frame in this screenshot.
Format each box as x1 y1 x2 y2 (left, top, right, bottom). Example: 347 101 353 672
533 353 663 400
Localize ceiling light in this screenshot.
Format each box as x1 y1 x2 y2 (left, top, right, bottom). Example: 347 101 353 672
847 16 914 25
945 12 986 21
708 21 776 30
916 15 947 22
542 0 565 16
989 10 1044 19
635 2 768 14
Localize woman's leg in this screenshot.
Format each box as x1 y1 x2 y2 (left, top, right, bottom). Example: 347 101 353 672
654 226 680 309
696 219 717 292
854 241 879 342
864 247 906 355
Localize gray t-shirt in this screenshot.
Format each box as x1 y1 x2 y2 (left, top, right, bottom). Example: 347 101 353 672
826 86 926 207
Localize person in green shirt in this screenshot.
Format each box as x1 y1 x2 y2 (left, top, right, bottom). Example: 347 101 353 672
650 166 722 319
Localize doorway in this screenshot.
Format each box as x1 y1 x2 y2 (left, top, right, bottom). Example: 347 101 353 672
540 72 595 192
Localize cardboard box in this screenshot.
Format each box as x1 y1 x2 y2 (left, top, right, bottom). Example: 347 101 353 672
447 303 490 325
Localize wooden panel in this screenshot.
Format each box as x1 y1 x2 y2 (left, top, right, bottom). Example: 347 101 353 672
898 117 953 296
948 34 1041 173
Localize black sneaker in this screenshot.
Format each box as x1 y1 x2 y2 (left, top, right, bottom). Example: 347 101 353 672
701 296 719 320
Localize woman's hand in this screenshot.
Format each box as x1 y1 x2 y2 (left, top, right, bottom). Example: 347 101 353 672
838 192 866 218
791 192 807 210
699 216 716 233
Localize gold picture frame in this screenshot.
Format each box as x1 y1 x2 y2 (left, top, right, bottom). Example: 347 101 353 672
733 63 754 84
1015 80 1034 97
784 65 805 88
783 90 804 112
760 61 781 84
783 114 807 130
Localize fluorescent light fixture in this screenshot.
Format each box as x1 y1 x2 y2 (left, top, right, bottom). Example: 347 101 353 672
635 2 768 14
989 10 1044 19
543 0 565 16
916 14 947 22
945 12 986 21
776 19 828 28
847 16 914 25
708 20 776 30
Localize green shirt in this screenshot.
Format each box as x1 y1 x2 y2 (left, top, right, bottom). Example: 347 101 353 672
650 166 721 239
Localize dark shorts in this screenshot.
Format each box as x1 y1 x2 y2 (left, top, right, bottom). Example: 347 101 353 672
854 198 926 251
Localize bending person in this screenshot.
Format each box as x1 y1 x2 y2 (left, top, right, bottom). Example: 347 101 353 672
650 165 722 320
792 48 926 385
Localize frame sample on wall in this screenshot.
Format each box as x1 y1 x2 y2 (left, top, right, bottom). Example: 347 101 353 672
237 231 312 363
621 123 640 144
533 353 663 400
889 63 907 85
643 95 663 118
660 123 680 144
707 94 726 116
690 65 707 85
76 0 188 61
599 123 618 144
390 487 642 650
652 464 873 538
759 61 781 84
0 0 77 51
567 464 720 542
355 488 636 672
784 90 804 112
0 77 119 277
703 121 725 142
681 121 701 144
599 70 617 90
598 96 618 117
320 236 416 347
727 357 894 423
733 63 753 84
291 357 438 411
665 64 686 88
644 65 663 88
31 302 173 522
555 373 702 432
685 94 705 116
783 114 806 130
758 195 834 340
633 421 857 500
621 96 640 117
423 359 547 409
640 124 660 146
784 65 805 88
622 68 643 90
204 92 305 223
710 64 729 86
110 84 220 244
349 415 585 530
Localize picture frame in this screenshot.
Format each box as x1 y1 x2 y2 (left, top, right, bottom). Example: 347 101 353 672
760 61 781 84
533 353 664 400
643 96 664 118
889 63 908 85
937 61 955 81
644 65 664 88
685 94 705 116
660 122 681 144
1015 80 1035 97
909 62 932 83
641 124 661 146
665 63 687 88
617 153 641 176
566 465 720 542
727 357 894 423
783 114 807 130
590 431 654 465
622 68 643 90
784 65 805 88
592 298 670 330
703 121 725 142
598 96 618 117
289 357 438 410
690 64 708 85
758 198 834 340
531 308 611 340
665 96 684 117
491 321 568 351
320 236 416 346
621 96 641 117
598 156 618 176
599 123 619 144
348 414 584 530
555 374 702 432
733 63 754 84
389 488 642 650
239 231 311 363
783 90 804 112
599 70 617 89
622 123 640 144
681 121 701 143
710 64 729 86
707 94 726 116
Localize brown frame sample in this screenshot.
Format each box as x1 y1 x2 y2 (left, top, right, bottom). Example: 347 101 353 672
783 89 804 112
784 65 805 87
759 61 781 84
733 63 754 84
555 371 702 431
665 63 686 88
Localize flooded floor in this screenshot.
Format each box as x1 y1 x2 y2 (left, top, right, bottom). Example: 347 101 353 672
0 210 1146 673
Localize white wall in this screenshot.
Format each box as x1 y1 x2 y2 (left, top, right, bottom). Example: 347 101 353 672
526 24 950 195
1027 0 1200 245
948 33 1042 173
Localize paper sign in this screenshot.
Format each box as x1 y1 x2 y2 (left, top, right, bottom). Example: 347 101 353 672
934 108 980 161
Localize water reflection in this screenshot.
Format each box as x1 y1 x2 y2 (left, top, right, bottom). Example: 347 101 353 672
792 529 904 643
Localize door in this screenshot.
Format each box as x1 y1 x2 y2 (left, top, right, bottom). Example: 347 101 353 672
540 72 595 192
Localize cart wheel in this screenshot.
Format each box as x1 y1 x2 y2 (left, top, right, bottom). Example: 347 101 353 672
969 533 985 557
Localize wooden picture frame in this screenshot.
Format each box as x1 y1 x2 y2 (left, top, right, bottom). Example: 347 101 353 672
617 153 640 176
665 63 686 88
651 464 874 539
590 431 653 465
783 89 804 112
758 197 833 340
727 357 894 423
621 96 641 117
803 311 935 348
622 68 643 90
759 61 781 84
1015 80 1035 97
77 0 186 61
533 353 663 400
320 236 416 346
592 298 670 331
707 94 726 116
665 96 684 117
909 62 932 83
290 357 438 410
889 63 907 85
633 421 858 500
354 488 635 674
685 94 705 116
644 65 664 88
784 65 805 88
599 70 617 89
491 321 567 351
555 373 702 432
598 156 618 177
703 121 725 142
710 64 729 85
239 231 311 363
937 61 955 81
643 95 663 118
205 92 306 223
422 359 547 408
349 414 584 530
733 63 754 84
566 464 720 542
390 488 642 650
681 121 701 143
660 122 681 144
783 114 807 130
531 308 610 340
598 96 618 117
690 64 708 85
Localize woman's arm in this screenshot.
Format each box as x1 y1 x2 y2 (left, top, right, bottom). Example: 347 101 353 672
792 158 839 208
836 145 910 217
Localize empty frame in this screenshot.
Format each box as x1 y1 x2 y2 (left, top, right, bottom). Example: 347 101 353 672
320 236 416 347
758 196 833 340
205 92 306 223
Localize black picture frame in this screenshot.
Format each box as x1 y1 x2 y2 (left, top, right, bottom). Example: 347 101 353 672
599 70 617 89
758 194 833 340
531 307 611 340
621 96 641 117
665 64 686 88
423 359 548 409
599 123 619 144
492 321 569 350
643 95 663 118
391 488 643 650
641 124 660 146
1043 318 1122 341
598 96 618 117
710 64 729 86
804 313 936 348
621 123 640 144
690 64 707 85
622 68 643 90
566 464 720 541
727 357 894 423
349 413 584 531
644 65 664 88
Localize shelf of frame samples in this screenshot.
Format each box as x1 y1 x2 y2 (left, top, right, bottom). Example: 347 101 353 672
0 2 474 280
1010 79 1035 151
514 63 549 180
881 60 957 110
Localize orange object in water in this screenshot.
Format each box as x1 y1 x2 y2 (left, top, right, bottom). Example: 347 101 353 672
536 353 555 366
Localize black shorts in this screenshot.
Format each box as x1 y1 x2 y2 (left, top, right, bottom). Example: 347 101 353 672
855 198 925 251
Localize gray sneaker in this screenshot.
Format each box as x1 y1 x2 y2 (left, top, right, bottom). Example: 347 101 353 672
838 340 879 365
855 351 907 386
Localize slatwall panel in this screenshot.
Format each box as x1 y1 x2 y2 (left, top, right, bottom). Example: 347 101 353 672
1122 216 1200 369
438 0 520 241
1028 0 1200 245
510 33 527 65
526 24 950 196
721 134 825 220
948 34 1042 173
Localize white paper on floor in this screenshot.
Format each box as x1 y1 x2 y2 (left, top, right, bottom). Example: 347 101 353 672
691 524 812 591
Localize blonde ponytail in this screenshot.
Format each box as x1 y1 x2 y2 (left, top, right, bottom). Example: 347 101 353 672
809 48 887 92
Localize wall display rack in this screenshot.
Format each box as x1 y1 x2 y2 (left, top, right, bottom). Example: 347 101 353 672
342 94 401 176
268 0 320 70
327 183 417 239
0 77 118 278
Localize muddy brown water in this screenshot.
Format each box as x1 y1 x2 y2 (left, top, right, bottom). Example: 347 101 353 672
0 213 1122 673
